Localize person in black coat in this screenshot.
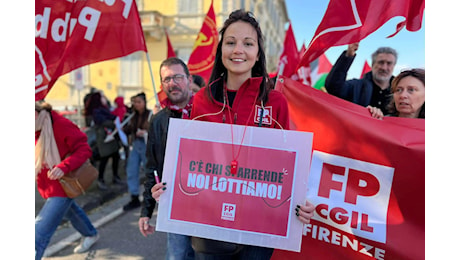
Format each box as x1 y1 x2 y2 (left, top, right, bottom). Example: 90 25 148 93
325 42 398 115
138 57 195 260
84 92 122 190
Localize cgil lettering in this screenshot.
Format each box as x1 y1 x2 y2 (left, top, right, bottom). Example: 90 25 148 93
187 173 282 200
315 204 374 232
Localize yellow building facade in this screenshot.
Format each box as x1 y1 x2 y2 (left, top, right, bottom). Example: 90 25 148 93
45 0 289 123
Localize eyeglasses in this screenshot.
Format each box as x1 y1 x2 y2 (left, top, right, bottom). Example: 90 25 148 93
161 74 186 84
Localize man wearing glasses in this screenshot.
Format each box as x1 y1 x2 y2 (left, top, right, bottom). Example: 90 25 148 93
137 57 195 260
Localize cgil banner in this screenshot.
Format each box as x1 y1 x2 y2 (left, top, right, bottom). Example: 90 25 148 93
156 118 313 252
271 76 425 260
35 0 147 100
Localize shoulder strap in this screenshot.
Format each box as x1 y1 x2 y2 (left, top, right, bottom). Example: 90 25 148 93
147 110 153 122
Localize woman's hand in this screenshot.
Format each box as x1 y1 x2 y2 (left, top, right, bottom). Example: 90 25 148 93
138 217 154 237
296 200 315 224
151 182 167 202
136 129 147 137
367 106 384 120
47 167 64 180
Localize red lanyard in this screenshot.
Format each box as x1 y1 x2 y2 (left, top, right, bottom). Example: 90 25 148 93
225 86 258 174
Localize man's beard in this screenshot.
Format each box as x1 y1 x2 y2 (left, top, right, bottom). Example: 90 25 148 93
373 71 391 83
166 88 188 105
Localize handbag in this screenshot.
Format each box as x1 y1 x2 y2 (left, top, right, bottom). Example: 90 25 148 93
59 159 98 198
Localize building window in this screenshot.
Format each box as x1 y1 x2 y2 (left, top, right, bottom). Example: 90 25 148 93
135 0 143 11
177 47 193 64
178 0 200 14
176 0 203 28
249 0 255 13
222 0 236 15
240 0 245 10
120 52 143 87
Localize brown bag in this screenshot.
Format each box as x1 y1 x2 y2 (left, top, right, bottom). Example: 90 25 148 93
59 159 98 198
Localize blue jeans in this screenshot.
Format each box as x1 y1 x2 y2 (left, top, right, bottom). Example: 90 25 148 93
166 233 194 260
194 244 274 260
35 197 97 260
126 138 147 196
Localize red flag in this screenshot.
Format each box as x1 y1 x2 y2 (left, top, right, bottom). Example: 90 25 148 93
276 22 300 79
298 43 307 58
157 87 168 108
35 0 147 101
297 0 425 69
360 60 372 78
187 0 218 84
273 76 424 259
157 29 177 106
165 29 176 58
295 43 311 86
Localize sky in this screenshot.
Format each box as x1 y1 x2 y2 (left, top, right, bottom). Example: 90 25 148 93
284 0 425 79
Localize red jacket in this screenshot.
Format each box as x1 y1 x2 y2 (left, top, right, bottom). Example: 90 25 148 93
191 77 290 129
35 111 92 199
111 96 127 121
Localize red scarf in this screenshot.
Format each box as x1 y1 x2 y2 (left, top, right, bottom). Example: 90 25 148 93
161 95 194 119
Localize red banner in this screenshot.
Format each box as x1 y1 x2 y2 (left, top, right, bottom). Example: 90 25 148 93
272 76 425 259
35 0 147 100
187 0 218 84
297 0 425 69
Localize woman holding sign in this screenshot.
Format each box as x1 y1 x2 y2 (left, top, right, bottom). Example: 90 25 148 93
152 9 314 259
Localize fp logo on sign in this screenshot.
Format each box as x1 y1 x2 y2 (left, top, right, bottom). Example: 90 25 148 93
221 203 236 221
307 151 394 243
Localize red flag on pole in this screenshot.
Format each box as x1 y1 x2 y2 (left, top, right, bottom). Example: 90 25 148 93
187 0 218 84
273 76 424 260
35 0 147 101
276 22 300 79
165 29 176 58
360 60 372 78
296 0 425 70
155 29 176 106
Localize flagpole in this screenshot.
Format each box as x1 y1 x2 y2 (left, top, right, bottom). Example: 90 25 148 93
145 52 160 105
274 62 285 90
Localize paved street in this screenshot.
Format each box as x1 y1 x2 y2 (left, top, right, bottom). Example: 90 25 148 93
36 158 168 260
41 188 167 260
